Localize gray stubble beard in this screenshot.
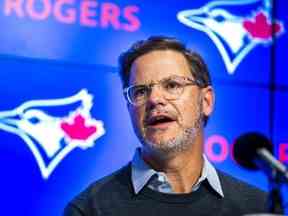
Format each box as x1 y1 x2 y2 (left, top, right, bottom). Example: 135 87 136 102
139 94 204 155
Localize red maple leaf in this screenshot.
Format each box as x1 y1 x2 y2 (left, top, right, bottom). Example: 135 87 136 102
60 114 97 140
243 12 282 40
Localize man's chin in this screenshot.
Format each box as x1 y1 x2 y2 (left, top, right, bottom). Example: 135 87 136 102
141 136 183 155
144 134 177 146
140 127 199 155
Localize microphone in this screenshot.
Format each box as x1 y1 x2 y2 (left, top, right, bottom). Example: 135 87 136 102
233 132 288 181
233 132 287 214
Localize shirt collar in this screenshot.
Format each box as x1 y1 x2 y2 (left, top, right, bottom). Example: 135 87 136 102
131 148 157 194
131 148 224 197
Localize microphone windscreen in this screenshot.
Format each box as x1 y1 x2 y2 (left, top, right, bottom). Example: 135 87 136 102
233 132 273 170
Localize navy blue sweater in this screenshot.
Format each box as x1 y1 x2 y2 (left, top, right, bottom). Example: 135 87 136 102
64 164 267 216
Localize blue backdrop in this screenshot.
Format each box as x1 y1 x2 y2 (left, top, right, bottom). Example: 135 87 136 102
0 0 287 215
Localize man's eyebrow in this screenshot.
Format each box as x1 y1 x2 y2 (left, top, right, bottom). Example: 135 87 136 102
163 75 194 80
132 75 193 86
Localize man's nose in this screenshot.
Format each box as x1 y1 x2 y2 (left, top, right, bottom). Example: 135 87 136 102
146 85 167 107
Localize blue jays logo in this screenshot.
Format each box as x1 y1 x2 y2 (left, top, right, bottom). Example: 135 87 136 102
177 0 284 74
0 89 105 179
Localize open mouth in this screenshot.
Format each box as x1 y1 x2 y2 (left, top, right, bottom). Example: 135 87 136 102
145 115 176 129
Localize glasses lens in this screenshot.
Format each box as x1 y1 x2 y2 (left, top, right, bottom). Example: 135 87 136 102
125 76 198 106
128 85 148 105
162 78 184 98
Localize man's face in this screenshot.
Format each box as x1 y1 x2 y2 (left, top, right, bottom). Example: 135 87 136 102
127 50 214 154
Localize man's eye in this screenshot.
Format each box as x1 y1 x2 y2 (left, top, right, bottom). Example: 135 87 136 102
164 81 181 90
132 87 147 98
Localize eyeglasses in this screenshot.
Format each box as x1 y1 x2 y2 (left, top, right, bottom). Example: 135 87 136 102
124 75 202 106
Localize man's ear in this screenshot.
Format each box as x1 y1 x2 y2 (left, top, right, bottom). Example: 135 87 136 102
127 102 133 113
201 86 215 117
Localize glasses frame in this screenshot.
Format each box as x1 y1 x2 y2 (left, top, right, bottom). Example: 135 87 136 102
123 76 202 106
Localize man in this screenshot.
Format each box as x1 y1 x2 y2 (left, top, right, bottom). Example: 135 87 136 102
64 36 267 215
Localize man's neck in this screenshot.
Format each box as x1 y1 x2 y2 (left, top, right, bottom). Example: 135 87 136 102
141 138 204 193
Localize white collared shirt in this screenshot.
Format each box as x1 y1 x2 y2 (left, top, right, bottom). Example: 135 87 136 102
131 148 224 197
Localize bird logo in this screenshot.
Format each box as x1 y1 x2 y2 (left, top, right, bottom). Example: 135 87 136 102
177 0 284 74
0 89 105 179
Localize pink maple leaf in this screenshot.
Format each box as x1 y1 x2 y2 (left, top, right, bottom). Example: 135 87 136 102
60 114 97 140
243 12 282 40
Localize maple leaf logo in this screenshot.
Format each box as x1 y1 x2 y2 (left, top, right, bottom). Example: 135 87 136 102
0 89 105 179
243 12 283 40
61 114 97 140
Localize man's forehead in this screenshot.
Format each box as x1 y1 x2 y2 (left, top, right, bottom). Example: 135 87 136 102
133 50 188 66
129 50 191 83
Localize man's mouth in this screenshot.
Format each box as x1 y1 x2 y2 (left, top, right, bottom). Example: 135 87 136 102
145 114 177 129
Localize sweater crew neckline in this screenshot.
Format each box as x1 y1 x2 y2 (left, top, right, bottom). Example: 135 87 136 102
137 180 214 204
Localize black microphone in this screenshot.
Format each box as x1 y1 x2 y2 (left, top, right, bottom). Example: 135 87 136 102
233 132 288 214
233 132 288 181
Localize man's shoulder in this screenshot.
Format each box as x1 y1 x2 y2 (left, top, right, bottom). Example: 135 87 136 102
64 163 132 215
217 170 266 194
217 170 267 206
86 163 131 195
76 163 131 199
